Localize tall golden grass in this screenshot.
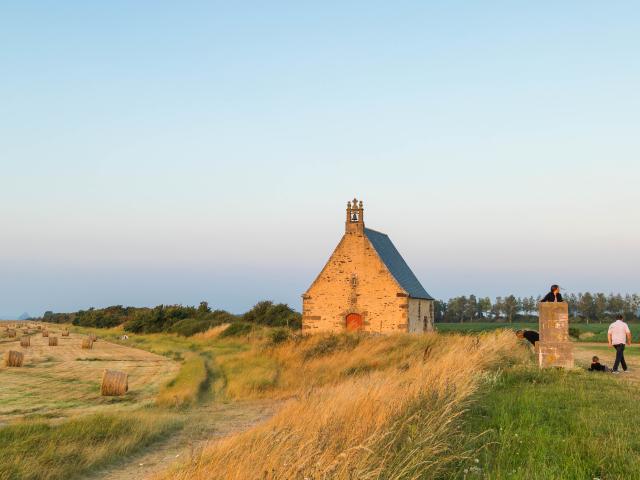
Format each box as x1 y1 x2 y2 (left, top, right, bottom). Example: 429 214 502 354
192 324 231 340
161 330 526 480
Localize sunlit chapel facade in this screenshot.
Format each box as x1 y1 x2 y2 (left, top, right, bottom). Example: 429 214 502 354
302 199 434 334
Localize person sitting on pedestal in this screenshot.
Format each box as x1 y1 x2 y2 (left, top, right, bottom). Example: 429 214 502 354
541 284 563 302
516 329 539 346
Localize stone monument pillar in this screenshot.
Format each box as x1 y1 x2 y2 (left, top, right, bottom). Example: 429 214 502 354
537 302 574 368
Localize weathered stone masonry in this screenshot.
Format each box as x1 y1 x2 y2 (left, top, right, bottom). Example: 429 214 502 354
302 199 434 334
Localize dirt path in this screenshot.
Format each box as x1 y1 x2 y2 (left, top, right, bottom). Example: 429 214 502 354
79 400 278 480
574 342 640 381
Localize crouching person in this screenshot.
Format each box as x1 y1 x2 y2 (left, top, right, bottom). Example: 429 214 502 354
589 356 608 372
516 329 539 346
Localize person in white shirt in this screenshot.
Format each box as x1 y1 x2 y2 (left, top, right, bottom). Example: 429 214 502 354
608 314 632 373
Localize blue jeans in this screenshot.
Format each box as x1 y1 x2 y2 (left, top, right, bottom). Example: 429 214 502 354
613 344 627 372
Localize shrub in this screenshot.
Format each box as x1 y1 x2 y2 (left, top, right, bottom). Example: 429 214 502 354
568 327 581 339
170 318 215 337
243 301 302 329
269 328 290 345
303 334 340 360
219 322 254 338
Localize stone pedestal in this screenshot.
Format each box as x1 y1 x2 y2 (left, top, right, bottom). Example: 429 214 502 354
538 302 574 368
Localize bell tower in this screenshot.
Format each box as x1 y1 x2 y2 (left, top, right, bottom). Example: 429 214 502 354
345 198 364 235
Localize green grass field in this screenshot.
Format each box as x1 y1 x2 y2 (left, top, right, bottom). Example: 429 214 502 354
436 321 640 343
449 367 640 479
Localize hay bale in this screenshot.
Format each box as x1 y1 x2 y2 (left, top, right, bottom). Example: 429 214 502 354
20 336 30 347
4 350 24 367
42 331 49 337
7 329 16 338
62 330 69 337
101 370 128 396
81 338 93 349
89 334 98 342
37 325 42 330
48 336 58 346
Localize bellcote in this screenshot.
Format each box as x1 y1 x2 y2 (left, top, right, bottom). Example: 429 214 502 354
345 198 364 234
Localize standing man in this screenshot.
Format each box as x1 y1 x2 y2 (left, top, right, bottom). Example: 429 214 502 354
541 285 563 302
608 314 631 374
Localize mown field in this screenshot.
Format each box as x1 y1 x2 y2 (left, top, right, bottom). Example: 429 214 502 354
3 320 640 479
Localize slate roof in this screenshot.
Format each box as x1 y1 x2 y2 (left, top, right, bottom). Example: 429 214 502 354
364 228 433 300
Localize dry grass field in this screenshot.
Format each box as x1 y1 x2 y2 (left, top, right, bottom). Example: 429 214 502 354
4 321 640 480
0 324 179 423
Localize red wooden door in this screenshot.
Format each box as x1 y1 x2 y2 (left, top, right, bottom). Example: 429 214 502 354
345 313 363 331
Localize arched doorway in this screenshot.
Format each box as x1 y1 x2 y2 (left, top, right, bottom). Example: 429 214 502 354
345 313 363 331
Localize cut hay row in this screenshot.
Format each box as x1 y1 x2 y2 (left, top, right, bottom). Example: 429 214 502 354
20 336 30 347
49 337 58 347
4 350 24 367
101 370 128 396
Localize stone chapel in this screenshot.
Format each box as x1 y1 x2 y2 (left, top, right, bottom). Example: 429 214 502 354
302 199 434 333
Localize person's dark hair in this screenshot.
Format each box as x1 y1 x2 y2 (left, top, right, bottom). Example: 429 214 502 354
592 356 599 362
515 330 523 335
550 284 559 292
616 314 624 320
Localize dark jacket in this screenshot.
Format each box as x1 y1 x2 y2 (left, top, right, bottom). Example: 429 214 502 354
541 292 563 302
522 330 539 345
589 362 607 372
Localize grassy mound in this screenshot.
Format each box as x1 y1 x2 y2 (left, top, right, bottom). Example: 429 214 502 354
160 331 527 479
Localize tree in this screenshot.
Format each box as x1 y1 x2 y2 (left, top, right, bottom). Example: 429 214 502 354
608 294 625 317
593 293 607 324
578 293 595 322
434 300 447 322
197 301 211 316
478 297 492 319
492 297 504 321
503 295 518 323
464 295 478 322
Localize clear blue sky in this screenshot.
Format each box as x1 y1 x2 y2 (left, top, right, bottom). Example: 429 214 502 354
1 2 639 317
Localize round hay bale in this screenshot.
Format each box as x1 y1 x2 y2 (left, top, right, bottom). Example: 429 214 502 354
48 336 58 347
62 330 69 337
4 350 24 367
42 331 49 338
20 336 30 347
37 325 42 330
81 338 93 349
101 370 128 396
7 329 16 338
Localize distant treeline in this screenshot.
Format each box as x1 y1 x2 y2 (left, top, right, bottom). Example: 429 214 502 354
436 292 640 324
40 300 301 336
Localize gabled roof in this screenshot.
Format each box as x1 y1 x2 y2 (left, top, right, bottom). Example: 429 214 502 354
364 228 433 300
